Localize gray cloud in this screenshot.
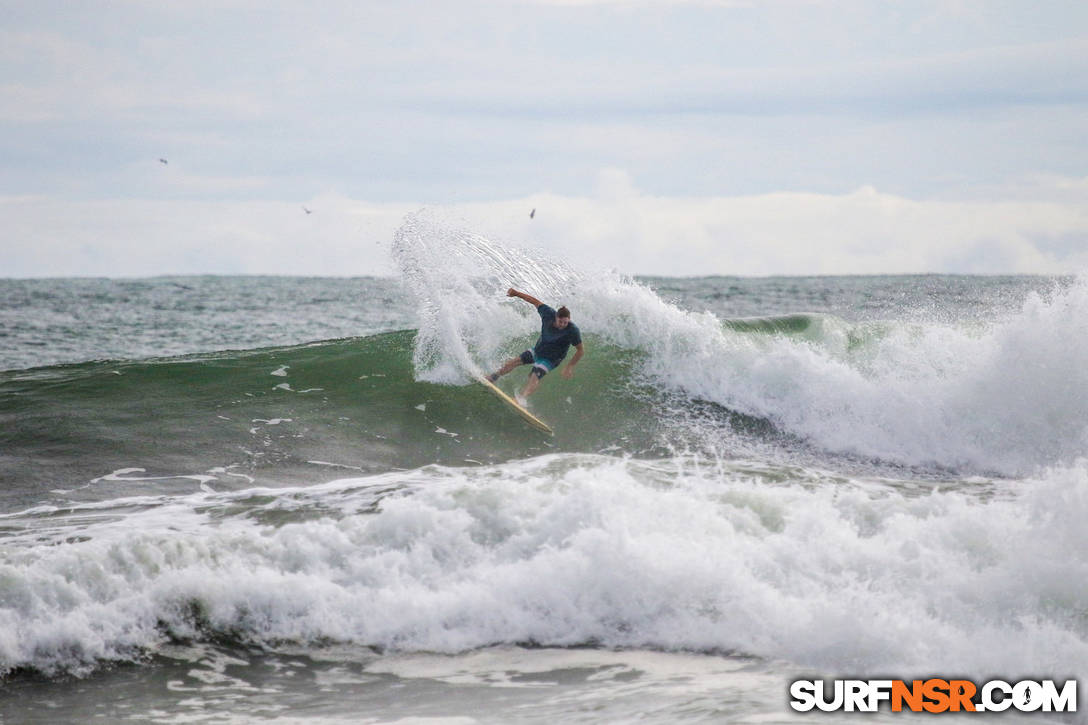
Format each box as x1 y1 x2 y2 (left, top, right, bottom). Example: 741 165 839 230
1 0 1086 275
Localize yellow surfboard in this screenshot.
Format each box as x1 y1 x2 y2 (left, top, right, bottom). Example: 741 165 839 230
475 375 554 435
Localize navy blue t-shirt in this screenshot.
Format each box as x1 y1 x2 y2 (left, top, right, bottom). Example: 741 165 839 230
533 305 581 366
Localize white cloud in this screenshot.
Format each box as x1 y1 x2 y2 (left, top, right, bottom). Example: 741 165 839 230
503 184 1087 275
0 194 409 278
3 175 1085 278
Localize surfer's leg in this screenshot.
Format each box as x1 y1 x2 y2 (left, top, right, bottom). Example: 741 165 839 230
520 373 542 399
491 351 535 381
519 362 549 399
490 353 530 381
492 357 518 379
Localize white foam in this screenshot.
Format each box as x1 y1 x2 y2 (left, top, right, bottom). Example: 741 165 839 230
651 279 1088 475
575 271 1088 474
90 468 218 485
307 461 365 471
1 455 1084 679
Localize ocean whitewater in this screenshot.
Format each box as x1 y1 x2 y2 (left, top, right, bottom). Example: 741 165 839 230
0 220 1085 723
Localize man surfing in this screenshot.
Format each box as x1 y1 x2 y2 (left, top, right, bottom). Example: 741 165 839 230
488 288 585 401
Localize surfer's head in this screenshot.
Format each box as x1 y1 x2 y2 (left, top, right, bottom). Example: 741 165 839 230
554 306 571 329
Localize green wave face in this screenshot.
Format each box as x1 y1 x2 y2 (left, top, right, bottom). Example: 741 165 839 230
0 332 669 507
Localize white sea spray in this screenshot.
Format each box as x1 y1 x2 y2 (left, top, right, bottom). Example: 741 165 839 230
1 455 1084 678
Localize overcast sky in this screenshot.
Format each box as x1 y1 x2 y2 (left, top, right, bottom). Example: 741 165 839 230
3 0 1088 277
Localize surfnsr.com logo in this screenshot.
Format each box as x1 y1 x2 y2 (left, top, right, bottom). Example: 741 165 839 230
789 679 1077 713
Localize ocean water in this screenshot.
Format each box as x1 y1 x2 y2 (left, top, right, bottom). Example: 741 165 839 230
1 220 1085 723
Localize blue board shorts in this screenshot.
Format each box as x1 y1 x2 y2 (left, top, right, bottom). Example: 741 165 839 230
520 350 555 379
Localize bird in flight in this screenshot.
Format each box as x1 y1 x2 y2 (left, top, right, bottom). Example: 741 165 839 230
302 206 313 215
529 208 536 219
158 158 168 165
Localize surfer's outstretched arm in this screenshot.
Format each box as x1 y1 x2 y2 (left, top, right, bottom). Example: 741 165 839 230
507 288 543 307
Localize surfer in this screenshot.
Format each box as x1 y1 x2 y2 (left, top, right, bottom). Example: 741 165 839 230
488 288 584 400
